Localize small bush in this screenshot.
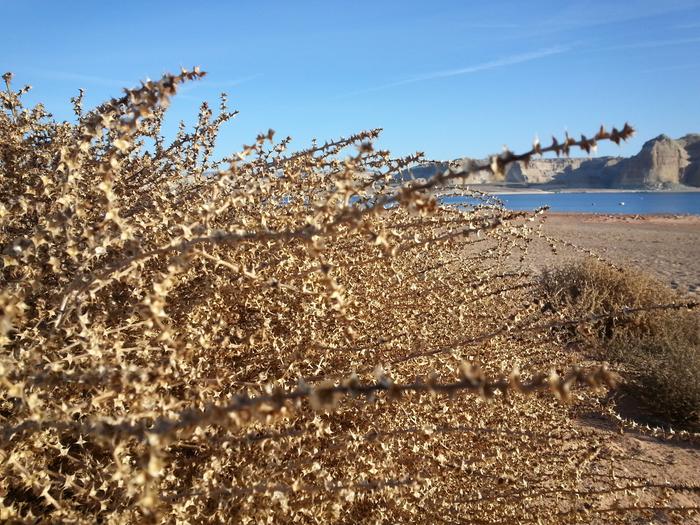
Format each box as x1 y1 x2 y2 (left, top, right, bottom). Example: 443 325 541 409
541 260 700 429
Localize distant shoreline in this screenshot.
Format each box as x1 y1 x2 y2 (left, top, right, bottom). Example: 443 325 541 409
434 186 700 215
437 185 700 196
532 212 700 298
544 211 700 219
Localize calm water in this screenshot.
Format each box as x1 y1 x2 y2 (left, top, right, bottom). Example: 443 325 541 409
442 192 700 215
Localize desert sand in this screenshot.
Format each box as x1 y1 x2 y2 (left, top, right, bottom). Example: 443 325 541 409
528 212 700 519
532 213 700 298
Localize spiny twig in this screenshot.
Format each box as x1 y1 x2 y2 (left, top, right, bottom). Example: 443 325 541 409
2 364 614 445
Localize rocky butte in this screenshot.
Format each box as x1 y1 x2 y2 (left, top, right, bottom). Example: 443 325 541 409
401 134 700 190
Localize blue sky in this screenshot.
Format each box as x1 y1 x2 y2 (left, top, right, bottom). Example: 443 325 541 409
3 0 700 161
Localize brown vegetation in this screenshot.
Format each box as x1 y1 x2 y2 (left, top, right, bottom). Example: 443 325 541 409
1 69 698 523
541 261 700 430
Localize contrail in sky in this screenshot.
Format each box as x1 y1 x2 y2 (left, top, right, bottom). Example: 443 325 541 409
340 46 569 97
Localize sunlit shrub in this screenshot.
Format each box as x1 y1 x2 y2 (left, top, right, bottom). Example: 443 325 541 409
4 69 693 523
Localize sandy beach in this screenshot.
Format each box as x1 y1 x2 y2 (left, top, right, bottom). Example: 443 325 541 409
528 212 700 517
530 213 700 298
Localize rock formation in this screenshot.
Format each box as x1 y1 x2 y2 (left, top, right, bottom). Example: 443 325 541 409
615 135 688 188
401 134 700 189
679 134 700 187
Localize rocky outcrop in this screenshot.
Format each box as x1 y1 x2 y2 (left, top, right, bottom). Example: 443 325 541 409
401 133 700 189
398 161 449 181
614 135 688 188
509 157 624 188
679 134 700 186
507 158 582 184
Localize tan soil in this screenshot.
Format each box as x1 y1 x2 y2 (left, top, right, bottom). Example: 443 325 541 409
533 213 700 298
526 213 700 522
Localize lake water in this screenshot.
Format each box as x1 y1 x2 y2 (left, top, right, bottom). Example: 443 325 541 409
441 191 700 215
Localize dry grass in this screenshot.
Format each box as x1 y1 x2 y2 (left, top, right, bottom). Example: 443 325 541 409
2 69 698 523
541 260 700 429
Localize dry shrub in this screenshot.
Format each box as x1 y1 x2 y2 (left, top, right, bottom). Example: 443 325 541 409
541 260 700 429
3 69 698 523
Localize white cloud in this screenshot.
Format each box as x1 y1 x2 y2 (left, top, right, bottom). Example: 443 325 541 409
340 46 569 97
603 35 700 50
22 69 130 87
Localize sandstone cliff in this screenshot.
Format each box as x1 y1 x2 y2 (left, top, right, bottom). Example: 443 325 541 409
614 135 688 188
679 134 700 187
401 134 700 189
